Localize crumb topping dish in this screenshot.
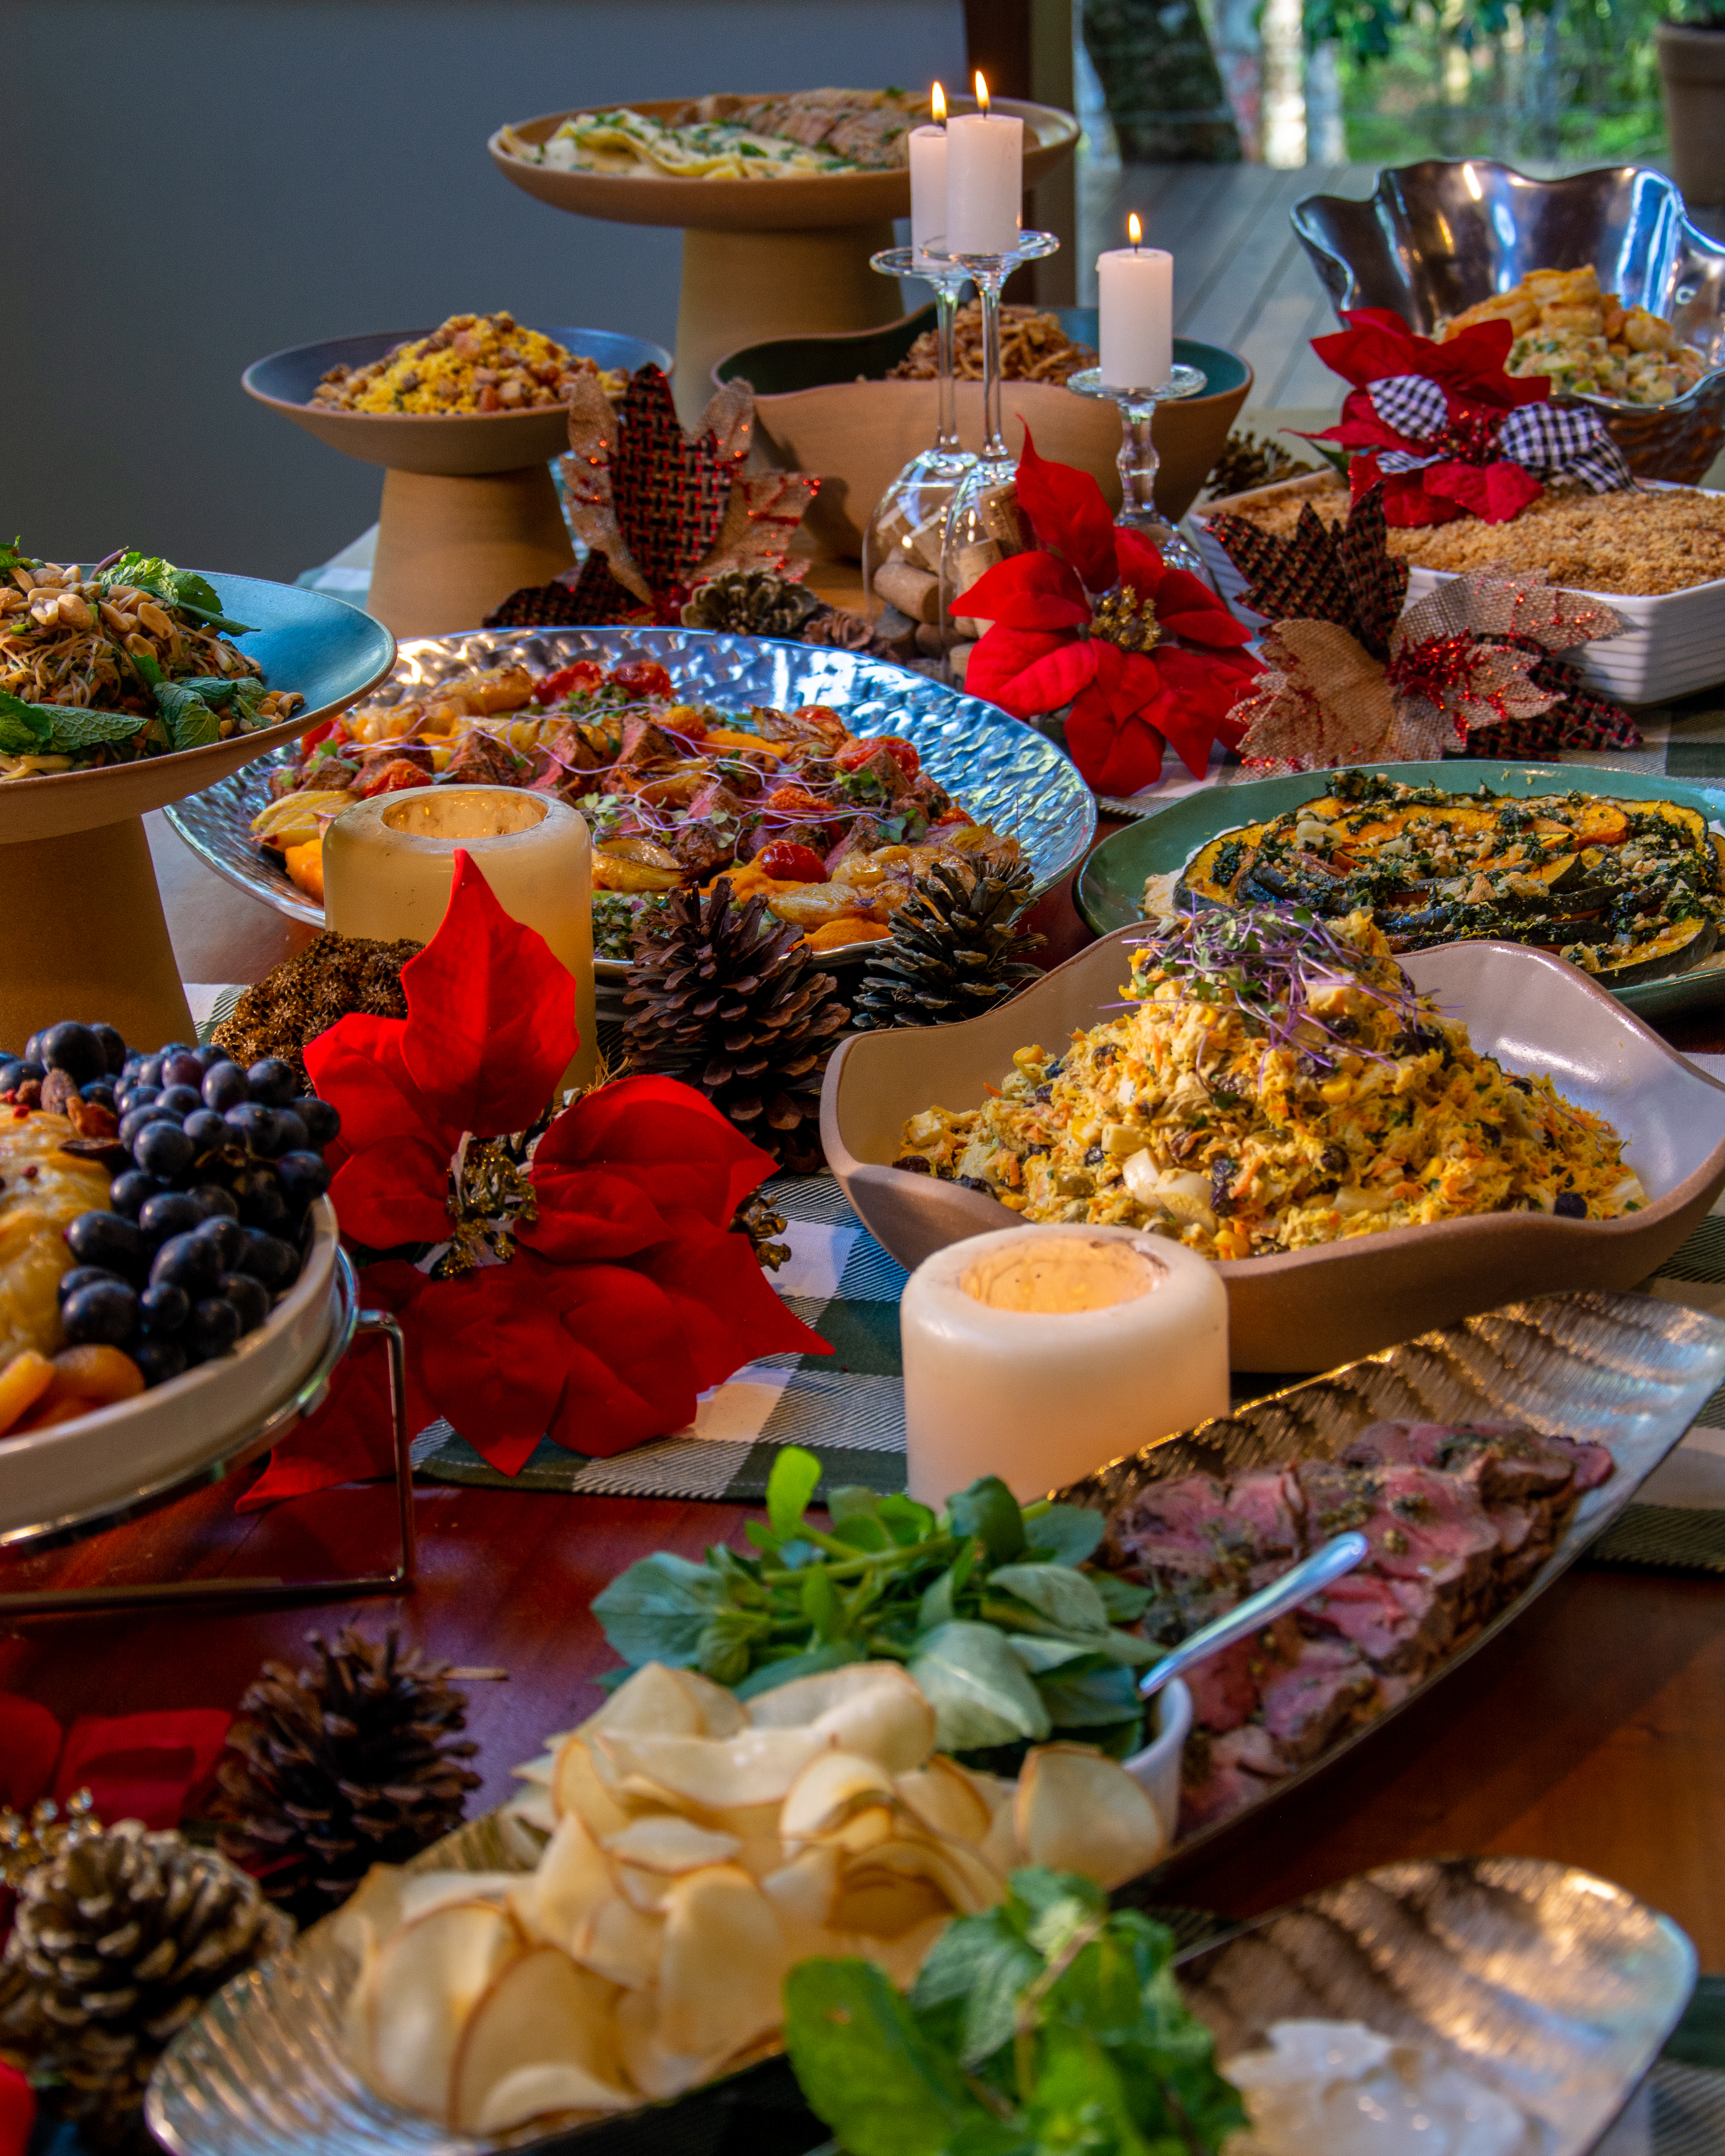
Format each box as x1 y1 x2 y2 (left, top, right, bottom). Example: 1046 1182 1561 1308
894 908 1643 1259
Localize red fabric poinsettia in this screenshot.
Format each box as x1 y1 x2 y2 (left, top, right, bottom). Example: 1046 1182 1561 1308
958 430 1260 796
1309 308 1554 527
0 2062 31 2156
244 854 826 1505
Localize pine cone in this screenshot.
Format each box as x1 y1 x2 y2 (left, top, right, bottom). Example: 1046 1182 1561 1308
1203 428 1318 500
213 1627 481 1926
622 879 850 1171
211 931 420 1095
852 857 1044 1030
0 1821 290 2140
680 567 823 640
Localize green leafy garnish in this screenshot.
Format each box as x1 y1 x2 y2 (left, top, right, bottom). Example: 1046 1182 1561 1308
783 1869 1246 2156
152 681 224 751
0 690 143 757
590 1448 1154 1765
97 550 254 634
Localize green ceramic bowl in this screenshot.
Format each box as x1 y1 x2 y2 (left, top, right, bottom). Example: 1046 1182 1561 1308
1075 759 1725 1024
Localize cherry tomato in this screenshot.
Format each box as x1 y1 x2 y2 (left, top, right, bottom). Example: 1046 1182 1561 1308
353 757 433 799
534 659 607 706
297 716 340 755
835 733 920 778
756 840 828 883
764 783 834 824
610 660 674 701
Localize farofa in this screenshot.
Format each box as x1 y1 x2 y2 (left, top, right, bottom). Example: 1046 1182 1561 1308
1203 474 1725 595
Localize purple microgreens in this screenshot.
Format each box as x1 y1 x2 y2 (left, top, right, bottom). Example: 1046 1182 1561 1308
1126 900 1421 1085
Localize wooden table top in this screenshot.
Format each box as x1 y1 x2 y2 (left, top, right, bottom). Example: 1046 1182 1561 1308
3 817 1722 1974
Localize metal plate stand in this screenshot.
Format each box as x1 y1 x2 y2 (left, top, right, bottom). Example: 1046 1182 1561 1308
0 1254 417 1614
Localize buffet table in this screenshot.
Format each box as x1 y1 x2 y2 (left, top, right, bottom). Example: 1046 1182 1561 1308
3 823 1723 1980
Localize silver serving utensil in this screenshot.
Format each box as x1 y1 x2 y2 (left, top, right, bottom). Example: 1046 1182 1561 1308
1136 1531 1370 1700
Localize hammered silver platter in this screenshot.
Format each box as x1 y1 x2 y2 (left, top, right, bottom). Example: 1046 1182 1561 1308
149 1288 1721 2156
163 627 1098 980
1056 1287 1725 1863
1178 1855 1696 2155
1293 159 1725 481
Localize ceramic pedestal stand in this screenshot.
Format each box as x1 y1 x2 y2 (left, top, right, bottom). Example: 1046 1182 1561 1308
1063 364 1210 578
242 326 670 637
933 232 1062 681
861 247 976 635
488 99 1081 427
0 573 392 1055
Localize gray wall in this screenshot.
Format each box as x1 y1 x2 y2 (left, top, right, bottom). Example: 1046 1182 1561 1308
1 0 965 582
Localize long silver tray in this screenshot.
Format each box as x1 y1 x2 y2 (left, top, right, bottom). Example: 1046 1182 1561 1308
1055 1287 1725 1865
162 627 1099 981
149 1288 1723 2156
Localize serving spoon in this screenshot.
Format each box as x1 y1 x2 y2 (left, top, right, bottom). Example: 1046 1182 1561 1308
1133 1530 1371 1702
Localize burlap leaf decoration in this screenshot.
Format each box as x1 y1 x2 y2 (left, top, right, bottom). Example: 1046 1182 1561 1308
1211 483 1408 659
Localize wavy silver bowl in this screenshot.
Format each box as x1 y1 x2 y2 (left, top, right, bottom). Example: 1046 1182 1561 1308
1293 158 1725 481
164 627 1097 982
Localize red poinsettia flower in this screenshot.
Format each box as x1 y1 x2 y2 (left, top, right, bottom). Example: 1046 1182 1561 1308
246 854 825 1504
958 430 1260 796
1308 308 1553 528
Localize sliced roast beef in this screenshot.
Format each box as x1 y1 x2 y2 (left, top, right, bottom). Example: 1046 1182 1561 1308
1306 1567 1451 1673
1259 1640 1378 1763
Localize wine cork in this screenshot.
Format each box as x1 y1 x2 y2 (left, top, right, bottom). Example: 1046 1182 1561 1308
873 557 941 624
906 517 948 574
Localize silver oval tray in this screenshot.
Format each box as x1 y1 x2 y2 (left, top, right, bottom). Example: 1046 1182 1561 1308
148 1287 1723 2156
163 627 1099 980
1178 1854 1696 2156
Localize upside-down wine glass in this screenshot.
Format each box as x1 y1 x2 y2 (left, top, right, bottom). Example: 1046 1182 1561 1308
1062 362 1210 578
930 228 1062 684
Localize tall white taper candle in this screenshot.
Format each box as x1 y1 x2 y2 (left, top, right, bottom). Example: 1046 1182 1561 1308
900 1224 1230 1504
944 72 1023 255
909 81 948 253
1098 213 1173 389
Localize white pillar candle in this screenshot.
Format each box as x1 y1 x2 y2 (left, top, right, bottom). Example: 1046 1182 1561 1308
944 76 1022 256
909 82 948 254
900 1224 1230 1506
324 785 596 1091
1098 219 1173 390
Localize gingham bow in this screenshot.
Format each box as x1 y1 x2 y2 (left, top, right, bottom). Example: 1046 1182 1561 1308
1368 373 1632 492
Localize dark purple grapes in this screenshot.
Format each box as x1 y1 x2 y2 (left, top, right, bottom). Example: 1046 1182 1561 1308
61 1279 140 1346
90 1023 128 1075
191 1215 245 1270
59 1264 125 1305
188 1296 240 1358
246 1058 298 1107
201 1061 250 1112
156 1084 202 1118
182 1109 228 1153
160 1051 204 1091
190 1184 240 1221
219 1272 272 1335
293 1096 341 1147
109 1170 161 1221
138 1192 204 1243
130 1335 188 1387
232 1169 289 1232
40 1023 104 1085
140 1282 190 1334
80 1080 118 1111
150 1232 221 1296
0 1061 22 1098
23 1032 44 1066
117 1084 160 1114
65 1211 146 1279
236 1228 297 1288
224 1102 279 1154
137 1056 165 1088
118 1104 176 1150
276 1151 332 1210
271 1110 309 1157
133 1122 194 1180
194 1042 230 1072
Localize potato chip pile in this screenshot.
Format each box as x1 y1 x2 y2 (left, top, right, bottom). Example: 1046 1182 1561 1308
340 1660 1167 2136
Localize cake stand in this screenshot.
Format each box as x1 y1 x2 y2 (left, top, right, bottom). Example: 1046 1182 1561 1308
487 97 1080 425
243 325 670 637
0 575 392 1054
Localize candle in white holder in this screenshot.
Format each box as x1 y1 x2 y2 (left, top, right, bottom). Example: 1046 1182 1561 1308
900 1224 1230 1505
324 785 596 1091
944 72 1022 256
1098 213 1173 390
909 81 948 253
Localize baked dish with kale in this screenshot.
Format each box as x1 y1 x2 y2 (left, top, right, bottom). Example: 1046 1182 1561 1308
1146 768 1725 989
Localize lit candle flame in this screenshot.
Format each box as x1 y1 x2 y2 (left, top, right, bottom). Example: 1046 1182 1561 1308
931 80 946 124
975 70 990 115
1127 212 1142 248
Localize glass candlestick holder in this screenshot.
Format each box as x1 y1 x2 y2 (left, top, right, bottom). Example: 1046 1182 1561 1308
925 230 1061 684
861 247 975 655
1063 364 1209 578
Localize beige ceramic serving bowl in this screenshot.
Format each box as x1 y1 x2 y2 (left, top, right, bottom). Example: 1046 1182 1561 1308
821 927 1725 1369
0 1201 340 1541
